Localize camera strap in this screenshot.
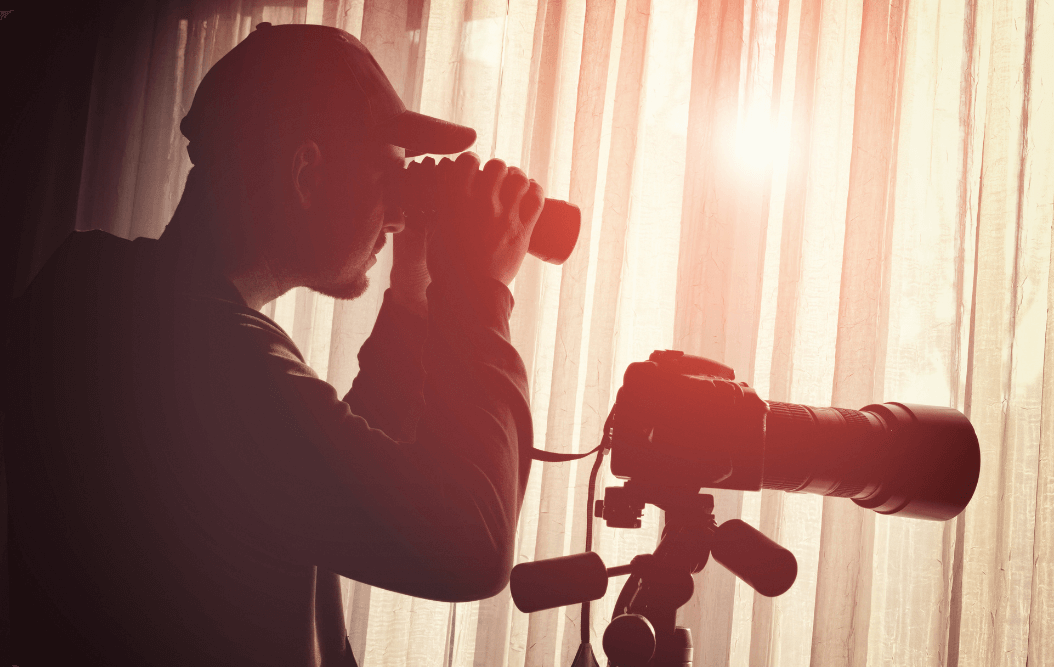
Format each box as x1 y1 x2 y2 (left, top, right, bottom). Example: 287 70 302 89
528 443 606 463
529 409 615 463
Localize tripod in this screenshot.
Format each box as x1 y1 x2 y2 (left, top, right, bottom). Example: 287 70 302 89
591 487 712 667
559 482 795 667
511 459 796 667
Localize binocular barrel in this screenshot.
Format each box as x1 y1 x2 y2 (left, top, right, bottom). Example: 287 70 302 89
394 159 582 264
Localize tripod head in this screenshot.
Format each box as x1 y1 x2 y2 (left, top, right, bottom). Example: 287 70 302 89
511 486 797 667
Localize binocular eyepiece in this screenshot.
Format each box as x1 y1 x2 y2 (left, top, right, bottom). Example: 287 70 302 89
393 159 582 265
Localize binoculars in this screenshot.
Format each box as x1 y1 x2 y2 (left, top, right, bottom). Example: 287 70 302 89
394 158 582 265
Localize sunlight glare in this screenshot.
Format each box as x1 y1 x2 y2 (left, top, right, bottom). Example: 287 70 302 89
732 106 784 175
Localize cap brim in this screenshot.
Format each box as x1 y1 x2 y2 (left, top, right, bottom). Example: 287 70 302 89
382 110 477 157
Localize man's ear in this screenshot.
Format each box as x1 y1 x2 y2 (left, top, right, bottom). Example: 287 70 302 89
292 140 323 210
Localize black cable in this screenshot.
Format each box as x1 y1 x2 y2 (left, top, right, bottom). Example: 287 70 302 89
580 409 615 645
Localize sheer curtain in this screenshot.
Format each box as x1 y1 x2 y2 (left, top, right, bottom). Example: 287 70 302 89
66 0 1054 664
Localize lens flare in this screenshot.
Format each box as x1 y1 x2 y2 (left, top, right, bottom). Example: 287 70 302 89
731 107 782 175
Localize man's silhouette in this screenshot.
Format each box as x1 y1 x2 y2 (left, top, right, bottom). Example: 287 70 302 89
7 22 541 666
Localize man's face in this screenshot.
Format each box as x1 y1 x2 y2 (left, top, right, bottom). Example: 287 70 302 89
294 135 405 300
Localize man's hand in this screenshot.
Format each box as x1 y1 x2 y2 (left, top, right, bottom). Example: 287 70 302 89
389 154 437 319
389 223 430 319
429 152 544 288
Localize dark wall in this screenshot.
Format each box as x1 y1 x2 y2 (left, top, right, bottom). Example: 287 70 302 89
1 3 102 657
1 2 103 303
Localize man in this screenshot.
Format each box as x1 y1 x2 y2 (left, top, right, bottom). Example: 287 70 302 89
6 22 541 665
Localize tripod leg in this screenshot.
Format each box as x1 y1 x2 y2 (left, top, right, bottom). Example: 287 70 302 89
569 642 603 667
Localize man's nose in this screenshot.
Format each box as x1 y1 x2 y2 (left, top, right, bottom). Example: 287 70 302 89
383 207 406 234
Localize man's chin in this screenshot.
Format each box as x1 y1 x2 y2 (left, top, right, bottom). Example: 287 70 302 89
315 274 370 301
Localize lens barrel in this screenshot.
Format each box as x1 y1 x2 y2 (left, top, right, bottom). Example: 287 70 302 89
762 401 980 521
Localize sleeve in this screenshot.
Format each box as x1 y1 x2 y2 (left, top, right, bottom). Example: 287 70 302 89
212 278 532 603
342 289 428 443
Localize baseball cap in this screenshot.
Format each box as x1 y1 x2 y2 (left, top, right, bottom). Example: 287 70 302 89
179 22 476 164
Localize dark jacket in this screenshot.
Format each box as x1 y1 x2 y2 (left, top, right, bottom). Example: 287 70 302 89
6 229 532 666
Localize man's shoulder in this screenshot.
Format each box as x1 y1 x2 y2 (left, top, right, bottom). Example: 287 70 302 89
53 228 136 265
27 229 133 284
56 228 128 250
184 291 303 363
17 229 306 366
13 230 137 324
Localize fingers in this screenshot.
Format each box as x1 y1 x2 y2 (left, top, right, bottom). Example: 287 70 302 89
434 152 479 210
519 181 545 232
457 157 540 232
413 156 437 200
453 152 480 200
497 167 543 232
498 167 530 221
424 153 547 286
475 159 508 218
433 156 544 232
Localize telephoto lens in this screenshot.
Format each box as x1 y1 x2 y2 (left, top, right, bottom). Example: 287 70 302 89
609 353 981 522
395 158 582 264
762 402 980 521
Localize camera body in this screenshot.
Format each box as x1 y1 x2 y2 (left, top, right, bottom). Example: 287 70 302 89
610 350 768 492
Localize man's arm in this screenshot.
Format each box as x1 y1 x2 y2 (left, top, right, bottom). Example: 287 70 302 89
315 568 353 666
341 289 427 442
220 155 542 602
342 227 431 442
217 277 530 601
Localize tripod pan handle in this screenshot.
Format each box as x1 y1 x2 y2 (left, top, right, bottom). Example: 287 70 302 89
710 519 797 597
510 552 608 613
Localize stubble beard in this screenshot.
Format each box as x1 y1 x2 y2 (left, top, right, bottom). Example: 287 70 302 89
305 228 380 301
306 218 384 301
313 269 370 301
